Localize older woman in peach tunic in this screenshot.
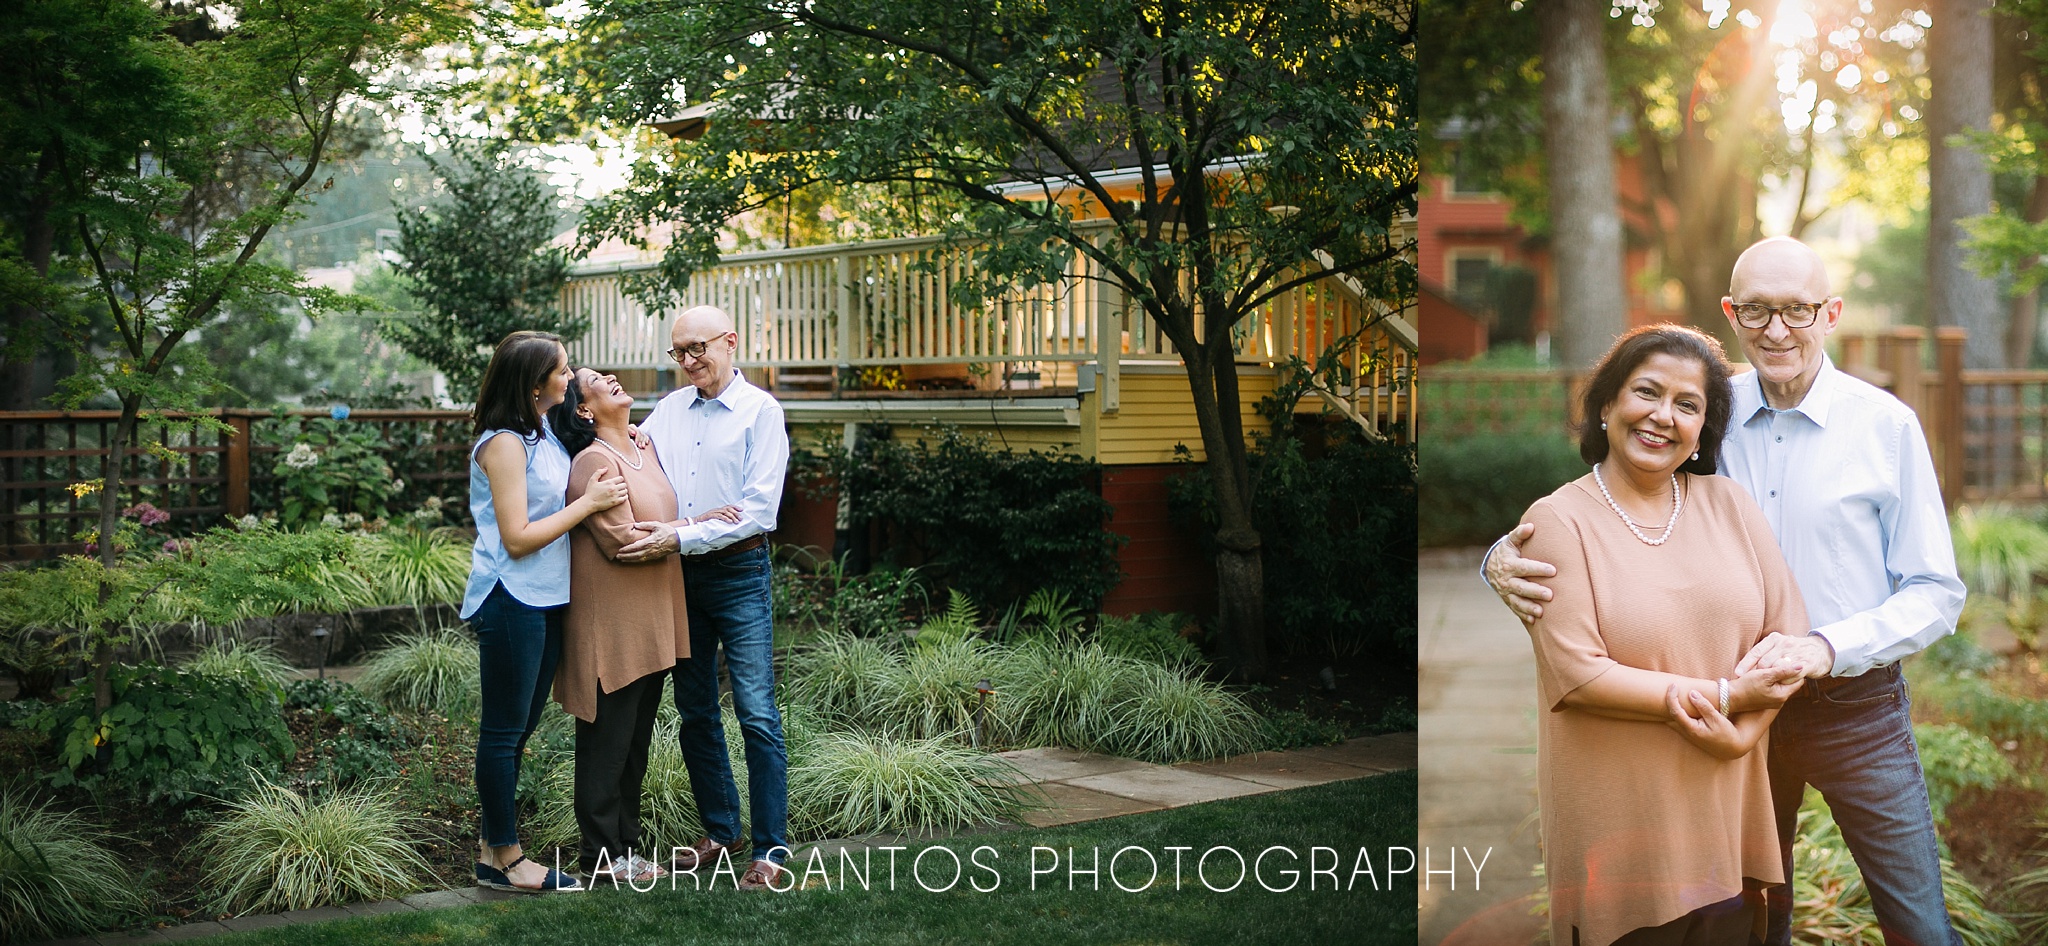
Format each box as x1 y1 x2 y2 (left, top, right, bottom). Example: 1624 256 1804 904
1518 326 1809 946
546 369 739 885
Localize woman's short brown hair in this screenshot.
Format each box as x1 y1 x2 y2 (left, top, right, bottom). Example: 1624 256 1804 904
472 331 566 438
1577 324 1734 477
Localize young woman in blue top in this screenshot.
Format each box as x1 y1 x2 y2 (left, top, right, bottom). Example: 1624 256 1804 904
462 330 629 893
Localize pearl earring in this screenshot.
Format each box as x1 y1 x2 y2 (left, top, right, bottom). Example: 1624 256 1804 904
1601 422 1608 430
1692 451 1700 461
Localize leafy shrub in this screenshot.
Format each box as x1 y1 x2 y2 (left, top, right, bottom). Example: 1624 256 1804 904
1418 431 1583 548
1097 612 1204 668
182 639 296 691
1911 672 2048 746
1913 723 2015 823
789 730 1036 837
32 664 295 805
356 527 469 608
1920 630 2004 678
801 425 1123 612
283 679 404 792
830 565 925 638
1170 426 1417 658
262 414 402 527
200 778 431 913
356 628 478 717
0 791 146 941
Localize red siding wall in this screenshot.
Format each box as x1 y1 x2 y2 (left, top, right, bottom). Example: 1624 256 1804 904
770 470 839 563
1100 463 1216 617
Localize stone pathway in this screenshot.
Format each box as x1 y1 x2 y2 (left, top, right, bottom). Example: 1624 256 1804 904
35 735 1416 945
1418 549 1544 946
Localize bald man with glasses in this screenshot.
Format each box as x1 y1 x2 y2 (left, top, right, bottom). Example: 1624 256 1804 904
615 304 793 891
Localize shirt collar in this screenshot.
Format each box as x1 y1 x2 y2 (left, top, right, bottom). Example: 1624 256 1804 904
1736 354 1838 429
682 369 750 410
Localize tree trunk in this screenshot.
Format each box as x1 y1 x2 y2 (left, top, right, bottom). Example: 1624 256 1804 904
1179 343 1269 682
1538 0 1628 370
90 396 140 715
1928 0 2002 369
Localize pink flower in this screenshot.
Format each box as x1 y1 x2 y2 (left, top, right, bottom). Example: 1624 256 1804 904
122 502 171 527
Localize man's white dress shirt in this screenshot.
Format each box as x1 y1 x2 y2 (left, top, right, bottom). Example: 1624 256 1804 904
1719 356 1965 677
640 370 789 555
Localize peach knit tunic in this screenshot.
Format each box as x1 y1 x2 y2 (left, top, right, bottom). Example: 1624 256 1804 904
554 440 691 723
1519 473 1802 946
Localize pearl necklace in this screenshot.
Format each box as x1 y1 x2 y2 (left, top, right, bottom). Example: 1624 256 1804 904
1592 464 1682 546
591 433 645 472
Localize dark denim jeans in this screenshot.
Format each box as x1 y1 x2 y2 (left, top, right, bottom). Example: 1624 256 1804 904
1764 665 1958 946
671 546 789 863
471 582 564 848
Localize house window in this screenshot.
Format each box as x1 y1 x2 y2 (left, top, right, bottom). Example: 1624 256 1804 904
1447 148 1497 197
1446 249 1502 308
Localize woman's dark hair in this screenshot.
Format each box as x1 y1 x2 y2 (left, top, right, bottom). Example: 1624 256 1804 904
547 368 599 456
472 331 566 438
1577 324 1734 476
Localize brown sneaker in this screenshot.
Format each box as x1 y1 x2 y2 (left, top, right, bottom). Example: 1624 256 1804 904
738 859 790 891
670 837 745 872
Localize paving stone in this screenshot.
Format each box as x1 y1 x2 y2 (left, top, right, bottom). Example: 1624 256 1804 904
992 747 1152 784
401 888 476 911
1063 765 1275 808
341 899 419 918
1017 782 1165 827
216 914 291 934
154 923 230 942
277 906 352 926
1176 751 1380 789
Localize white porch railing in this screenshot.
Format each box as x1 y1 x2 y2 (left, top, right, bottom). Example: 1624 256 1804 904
561 227 1417 439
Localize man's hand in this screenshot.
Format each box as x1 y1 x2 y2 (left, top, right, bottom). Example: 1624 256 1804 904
615 525 679 563
1664 685 1748 761
1485 522 1556 623
625 424 653 450
1729 661 1807 711
1734 632 1835 680
690 505 743 525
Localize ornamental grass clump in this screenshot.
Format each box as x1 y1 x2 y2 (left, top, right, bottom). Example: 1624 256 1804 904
788 730 1035 838
0 792 146 942
990 639 1148 751
1100 662 1261 763
356 628 478 717
784 631 901 728
358 528 469 608
200 779 431 913
530 705 751 854
879 637 1002 741
182 639 296 691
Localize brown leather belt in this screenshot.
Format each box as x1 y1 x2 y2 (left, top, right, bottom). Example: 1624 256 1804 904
680 533 766 564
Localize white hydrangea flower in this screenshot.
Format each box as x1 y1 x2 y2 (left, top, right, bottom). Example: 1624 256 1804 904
391 478 406 494
235 514 261 531
322 513 344 528
283 443 320 470
342 512 365 528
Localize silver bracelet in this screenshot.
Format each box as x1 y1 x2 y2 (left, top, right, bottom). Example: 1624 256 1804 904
1718 678 1731 717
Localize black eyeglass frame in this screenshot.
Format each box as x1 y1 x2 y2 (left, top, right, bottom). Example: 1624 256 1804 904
664 333 734 363
1727 299 1833 330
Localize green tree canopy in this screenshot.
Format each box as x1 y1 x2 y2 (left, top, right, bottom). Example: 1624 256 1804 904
389 142 582 397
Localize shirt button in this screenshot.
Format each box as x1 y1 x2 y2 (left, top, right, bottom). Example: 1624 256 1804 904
1769 490 1777 497
1776 436 1783 443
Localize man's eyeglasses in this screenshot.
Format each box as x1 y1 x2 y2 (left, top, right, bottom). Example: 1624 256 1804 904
1729 301 1830 330
666 339 718 362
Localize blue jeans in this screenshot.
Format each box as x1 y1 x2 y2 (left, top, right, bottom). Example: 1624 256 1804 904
1764 665 1958 946
671 546 789 863
471 582 564 848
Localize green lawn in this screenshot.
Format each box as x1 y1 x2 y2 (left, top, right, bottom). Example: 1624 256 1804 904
206 771 1417 945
